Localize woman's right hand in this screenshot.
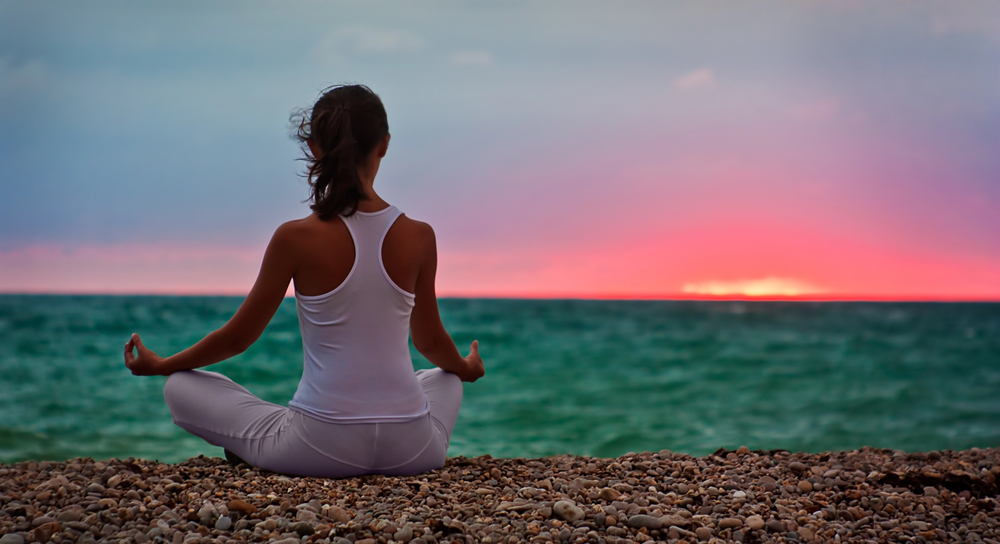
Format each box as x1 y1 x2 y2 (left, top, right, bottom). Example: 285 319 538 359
124 333 168 376
461 340 485 383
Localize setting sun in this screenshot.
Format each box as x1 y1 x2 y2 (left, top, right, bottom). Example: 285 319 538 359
681 277 827 298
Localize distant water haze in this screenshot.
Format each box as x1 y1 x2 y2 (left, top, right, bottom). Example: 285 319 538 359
1 1 998 300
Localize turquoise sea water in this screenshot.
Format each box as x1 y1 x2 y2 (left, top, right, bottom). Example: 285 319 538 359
0 295 998 464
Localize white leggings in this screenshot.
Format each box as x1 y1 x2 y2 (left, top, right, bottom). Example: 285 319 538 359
163 368 463 478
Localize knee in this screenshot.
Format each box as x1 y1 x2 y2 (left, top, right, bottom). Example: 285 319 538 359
441 370 463 398
421 368 463 396
163 371 190 414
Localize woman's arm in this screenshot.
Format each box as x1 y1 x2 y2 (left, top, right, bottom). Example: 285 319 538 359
124 224 299 376
409 223 484 382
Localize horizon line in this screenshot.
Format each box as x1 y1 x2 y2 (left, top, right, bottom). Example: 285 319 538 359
2 289 999 303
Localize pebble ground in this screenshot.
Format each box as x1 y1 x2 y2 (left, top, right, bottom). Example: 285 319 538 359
1 446 998 544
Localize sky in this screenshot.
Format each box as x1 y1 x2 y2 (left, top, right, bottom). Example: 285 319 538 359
1 1 998 300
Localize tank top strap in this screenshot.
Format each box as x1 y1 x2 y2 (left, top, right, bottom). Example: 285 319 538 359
340 205 402 272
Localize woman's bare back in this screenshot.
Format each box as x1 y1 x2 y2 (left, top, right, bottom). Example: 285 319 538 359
284 210 432 298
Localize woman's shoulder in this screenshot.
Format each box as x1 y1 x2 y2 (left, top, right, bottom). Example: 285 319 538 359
394 214 436 245
269 213 349 250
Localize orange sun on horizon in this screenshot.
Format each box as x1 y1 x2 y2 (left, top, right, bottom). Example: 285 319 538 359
681 277 827 298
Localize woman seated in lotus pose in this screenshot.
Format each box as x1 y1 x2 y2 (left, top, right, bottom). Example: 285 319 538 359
123 84 485 477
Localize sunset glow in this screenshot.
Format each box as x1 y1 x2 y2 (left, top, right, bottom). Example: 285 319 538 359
1 2 998 300
681 278 826 298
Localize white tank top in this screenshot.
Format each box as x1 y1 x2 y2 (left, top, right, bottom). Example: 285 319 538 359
288 205 430 423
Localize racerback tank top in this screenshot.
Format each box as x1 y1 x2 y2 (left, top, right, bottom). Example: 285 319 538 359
288 205 430 423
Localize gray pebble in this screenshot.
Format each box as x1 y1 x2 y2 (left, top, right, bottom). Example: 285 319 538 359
0 535 24 544
56 508 82 522
214 516 232 531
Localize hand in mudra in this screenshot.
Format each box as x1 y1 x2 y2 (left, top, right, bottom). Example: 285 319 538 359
462 340 485 383
124 333 166 376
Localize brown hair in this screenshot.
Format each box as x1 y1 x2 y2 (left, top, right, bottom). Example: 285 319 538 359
292 85 389 219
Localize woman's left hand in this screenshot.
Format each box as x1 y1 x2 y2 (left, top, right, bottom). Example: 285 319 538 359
124 333 167 376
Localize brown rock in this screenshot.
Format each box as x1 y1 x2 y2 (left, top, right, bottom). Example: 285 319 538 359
661 514 690 527
599 488 620 502
326 505 351 523
228 499 258 516
718 518 742 530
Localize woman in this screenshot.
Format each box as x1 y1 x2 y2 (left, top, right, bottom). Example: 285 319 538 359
123 84 485 477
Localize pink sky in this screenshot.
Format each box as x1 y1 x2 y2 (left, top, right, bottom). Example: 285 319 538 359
2 3 998 300
4 220 997 300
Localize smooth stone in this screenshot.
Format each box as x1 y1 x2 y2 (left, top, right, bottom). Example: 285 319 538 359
789 462 807 473
296 509 318 522
695 526 713 541
765 519 786 532
718 518 742 530
215 516 232 531
553 500 584 522
798 480 813 492
294 521 315 536
86 483 105 495
627 515 662 530
393 524 414 542
0 536 24 544
745 516 765 531
732 490 747 499
56 508 83 522
327 505 351 523
599 488 620 502
31 515 55 527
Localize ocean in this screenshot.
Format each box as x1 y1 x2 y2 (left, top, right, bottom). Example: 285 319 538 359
1 295 998 465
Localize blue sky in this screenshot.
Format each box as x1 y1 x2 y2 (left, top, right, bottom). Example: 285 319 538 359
1 1 998 297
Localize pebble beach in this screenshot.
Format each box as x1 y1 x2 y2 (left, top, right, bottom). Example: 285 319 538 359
1 447 998 544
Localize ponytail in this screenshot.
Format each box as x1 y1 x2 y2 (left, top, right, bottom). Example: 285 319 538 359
292 85 389 219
